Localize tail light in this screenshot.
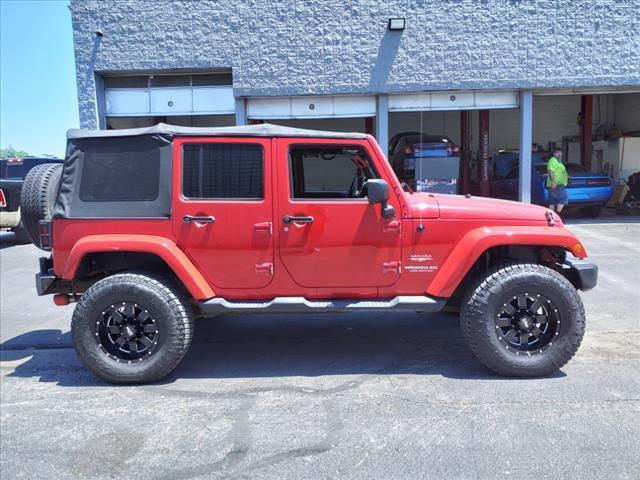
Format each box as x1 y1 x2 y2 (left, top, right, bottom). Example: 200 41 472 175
39 220 53 251
7 158 23 165
452 145 460 153
0 189 5 208
403 146 414 154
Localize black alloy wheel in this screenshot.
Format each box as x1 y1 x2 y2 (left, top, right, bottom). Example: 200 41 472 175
72 272 194 384
495 293 559 354
460 263 586 377
96 302 159 362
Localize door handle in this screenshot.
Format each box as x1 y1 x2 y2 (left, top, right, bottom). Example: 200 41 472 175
283 215 314 224
183 215 215 224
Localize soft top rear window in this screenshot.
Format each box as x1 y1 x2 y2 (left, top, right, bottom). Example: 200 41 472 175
54 134 172 219
79 145 160 202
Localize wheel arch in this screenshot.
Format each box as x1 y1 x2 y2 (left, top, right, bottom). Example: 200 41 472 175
427 226 587 300
61 234 215 301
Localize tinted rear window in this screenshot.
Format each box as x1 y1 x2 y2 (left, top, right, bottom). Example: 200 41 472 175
79 148 160 202
182 144 263 199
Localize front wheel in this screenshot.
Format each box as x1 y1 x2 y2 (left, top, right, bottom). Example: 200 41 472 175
71 272 195 384
461 263 585 377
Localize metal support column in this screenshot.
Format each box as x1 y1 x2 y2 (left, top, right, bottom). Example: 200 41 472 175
518 90 533 203
94 73 107 129
376 94 389 156
460 111 471 194
580 95 593 170
235 98 247 126
479 110 490 197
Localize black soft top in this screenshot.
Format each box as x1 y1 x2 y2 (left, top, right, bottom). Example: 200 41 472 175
67 123 369 140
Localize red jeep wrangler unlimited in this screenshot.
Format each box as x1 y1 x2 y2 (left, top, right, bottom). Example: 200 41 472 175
24 124 597 384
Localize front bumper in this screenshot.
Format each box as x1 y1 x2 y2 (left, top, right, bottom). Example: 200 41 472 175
563 255 598 291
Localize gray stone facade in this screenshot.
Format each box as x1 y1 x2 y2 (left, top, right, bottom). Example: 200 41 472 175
71 0 640 129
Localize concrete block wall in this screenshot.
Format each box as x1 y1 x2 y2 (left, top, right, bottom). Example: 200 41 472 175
70 0 640 128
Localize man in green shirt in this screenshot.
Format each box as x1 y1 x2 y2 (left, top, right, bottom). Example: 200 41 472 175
546 148 569 213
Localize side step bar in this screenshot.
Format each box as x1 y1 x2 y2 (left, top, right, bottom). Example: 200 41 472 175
199 296 445 315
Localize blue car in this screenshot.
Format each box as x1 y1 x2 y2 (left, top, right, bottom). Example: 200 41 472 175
388 132 460 181
491 162 614 217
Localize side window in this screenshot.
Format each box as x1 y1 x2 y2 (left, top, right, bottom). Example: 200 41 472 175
182 143 263 199
80 148 160 202
289 146 378 199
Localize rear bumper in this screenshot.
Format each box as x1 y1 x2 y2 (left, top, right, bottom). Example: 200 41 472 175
563 256 598 291
35 256 55 295
541 186 613 205
35 256 71 296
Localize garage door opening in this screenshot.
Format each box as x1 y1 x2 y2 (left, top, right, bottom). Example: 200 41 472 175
489 92 640 214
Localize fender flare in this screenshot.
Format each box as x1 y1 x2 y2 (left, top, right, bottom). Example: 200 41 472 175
426 226 587 298
62 234 215 300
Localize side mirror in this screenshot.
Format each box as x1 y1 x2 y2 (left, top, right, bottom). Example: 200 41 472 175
365 179 389 205
364 179 395 219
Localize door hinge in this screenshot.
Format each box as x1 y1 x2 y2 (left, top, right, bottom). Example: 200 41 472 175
382 261 402 274
255 262 274 276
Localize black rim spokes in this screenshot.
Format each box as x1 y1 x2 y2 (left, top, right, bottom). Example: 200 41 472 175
496 293 559 353
96 302 159 361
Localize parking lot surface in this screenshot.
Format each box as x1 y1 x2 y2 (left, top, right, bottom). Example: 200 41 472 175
1 213 639 479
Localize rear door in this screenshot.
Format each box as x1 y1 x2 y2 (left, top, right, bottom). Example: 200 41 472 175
172 137 274 289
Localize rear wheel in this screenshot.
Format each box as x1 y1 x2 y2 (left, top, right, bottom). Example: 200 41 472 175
71 272 195 384
461 263 585 377
19 163 62 247
581 205 602 218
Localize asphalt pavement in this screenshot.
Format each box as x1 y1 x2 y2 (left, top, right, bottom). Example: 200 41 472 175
1 211 639 479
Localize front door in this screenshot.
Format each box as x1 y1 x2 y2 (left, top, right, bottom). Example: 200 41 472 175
172 138 274 289
276 139 402 288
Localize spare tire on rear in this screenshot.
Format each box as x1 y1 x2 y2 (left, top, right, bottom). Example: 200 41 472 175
20 163 63 248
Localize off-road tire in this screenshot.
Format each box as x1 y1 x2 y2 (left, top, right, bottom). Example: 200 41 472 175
461 263 585 377
71 272 195 384
19 163 62 247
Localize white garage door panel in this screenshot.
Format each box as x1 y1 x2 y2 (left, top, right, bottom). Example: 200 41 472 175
105 89 150 116
193 87 235 114
248 95 376 119
247 98 291 118
334 96 376 116
389 91 519 111
475 91 519 108
291 97 334 117
150 88 193 114
431 92 475 110
388 93 431 111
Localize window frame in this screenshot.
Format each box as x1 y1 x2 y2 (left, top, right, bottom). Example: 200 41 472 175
287 143 379 202
180 142 265 202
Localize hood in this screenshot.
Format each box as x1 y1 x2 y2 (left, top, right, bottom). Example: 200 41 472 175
405 193 559 223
